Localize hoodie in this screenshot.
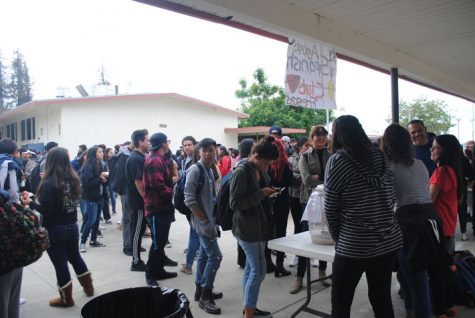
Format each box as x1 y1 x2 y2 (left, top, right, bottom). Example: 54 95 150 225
324 147 402 259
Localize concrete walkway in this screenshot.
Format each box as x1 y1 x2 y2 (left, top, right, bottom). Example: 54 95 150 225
20 201 475 318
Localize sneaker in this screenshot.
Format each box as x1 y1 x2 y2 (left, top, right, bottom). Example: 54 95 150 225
131 260 146 272
97 230 103 238
461 233 469 241
146 277 159 287
164 256 178 267
105 219 112 225
89 241 106 247
123 248 132 256
80 244 86 253
19 298 26 305
150 271 178 280
289 255 298 267
180 264 193 275
254 308 272 317
311 259 318 268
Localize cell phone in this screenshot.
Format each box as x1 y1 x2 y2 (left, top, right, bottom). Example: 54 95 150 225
279 187 286 193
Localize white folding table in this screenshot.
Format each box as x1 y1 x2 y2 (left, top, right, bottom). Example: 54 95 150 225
268 232 335 318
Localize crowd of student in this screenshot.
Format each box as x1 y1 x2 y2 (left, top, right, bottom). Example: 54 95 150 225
0 114 474 318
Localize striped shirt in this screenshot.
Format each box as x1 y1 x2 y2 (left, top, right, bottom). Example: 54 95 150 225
324 147 402 259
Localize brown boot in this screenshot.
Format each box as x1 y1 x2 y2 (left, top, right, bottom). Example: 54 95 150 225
49 281 74 307
319 270 331 287
289 276 303 294
77 271 94 296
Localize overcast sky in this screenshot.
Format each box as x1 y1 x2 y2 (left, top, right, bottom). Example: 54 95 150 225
1 0 473 142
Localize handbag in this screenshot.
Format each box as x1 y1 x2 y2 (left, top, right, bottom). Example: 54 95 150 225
0 201 49 275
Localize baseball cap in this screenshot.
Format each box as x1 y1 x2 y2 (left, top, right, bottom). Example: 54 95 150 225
282 136 291 143
150 133 168 151
269 126 282 137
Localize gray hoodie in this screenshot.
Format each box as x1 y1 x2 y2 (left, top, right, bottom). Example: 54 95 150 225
184 160 218 239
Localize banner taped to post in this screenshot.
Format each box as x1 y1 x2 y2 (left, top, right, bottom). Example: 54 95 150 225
285 38 337 110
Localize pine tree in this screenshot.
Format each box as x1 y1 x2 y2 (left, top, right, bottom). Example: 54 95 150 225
0 52 7 112
98 64 110 85
7 50 33 108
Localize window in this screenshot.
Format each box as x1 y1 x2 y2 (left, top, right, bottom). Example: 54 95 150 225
26 118 32 140
21 120 26 141
32 117 35 139
6 123 17 141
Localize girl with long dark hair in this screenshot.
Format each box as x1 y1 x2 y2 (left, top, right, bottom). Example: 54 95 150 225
79 146 108 252
430 134 464 255
382 124 453 318
21 147 94 307
324 115 402 317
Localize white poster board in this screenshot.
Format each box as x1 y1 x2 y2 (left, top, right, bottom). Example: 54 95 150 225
285 38 337 110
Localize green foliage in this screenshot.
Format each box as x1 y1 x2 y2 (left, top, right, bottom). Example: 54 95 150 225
0 52 6 112
399 97 453 135
235 68 332 134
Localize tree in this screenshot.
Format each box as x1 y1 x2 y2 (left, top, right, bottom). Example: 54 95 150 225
399 97 453 135
235 68 333 134
7 50 33 108
98 64 110 85
0 52 7 112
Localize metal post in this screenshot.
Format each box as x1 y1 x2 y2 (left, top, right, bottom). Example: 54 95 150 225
391 68 399 124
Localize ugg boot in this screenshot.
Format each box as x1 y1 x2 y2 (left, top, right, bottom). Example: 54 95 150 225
199 288 221 314
77 271 94 296
194 283 223 301
319 270 331 287
49 281 74 307
289 276 303 294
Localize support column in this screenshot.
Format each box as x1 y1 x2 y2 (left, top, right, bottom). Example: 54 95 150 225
391 68 399 124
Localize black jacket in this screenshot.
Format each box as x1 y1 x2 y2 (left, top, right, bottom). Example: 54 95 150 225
81 163 102 203
396 203 453 271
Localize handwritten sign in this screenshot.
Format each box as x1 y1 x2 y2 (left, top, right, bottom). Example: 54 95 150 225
285 38 337 110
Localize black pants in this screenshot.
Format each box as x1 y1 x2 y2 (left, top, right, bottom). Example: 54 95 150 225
130 208 146 264
101 189 111 221
331 253 396 318
146 216 171 277
273 193 290 265
289 196 303 234
458 185 469 233
296 221 326 277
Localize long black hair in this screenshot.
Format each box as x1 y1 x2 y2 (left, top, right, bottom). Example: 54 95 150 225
434 134 464 200
332 115 373 171
83 146 101 172
37 147 81 204
381 124 414 166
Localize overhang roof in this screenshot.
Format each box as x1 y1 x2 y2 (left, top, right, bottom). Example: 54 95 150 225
135 0 475 103
225 126 306 136
0 92 249 121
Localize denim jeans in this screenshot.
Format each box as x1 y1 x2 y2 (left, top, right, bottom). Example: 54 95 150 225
236 237 266 308
396 249 431 318
47 223 88 286
0 267 22 318
109 186 116 214
81 200 101 244
186 221 200 268
196 235 222 290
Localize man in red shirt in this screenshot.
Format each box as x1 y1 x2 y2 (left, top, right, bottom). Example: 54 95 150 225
142 133 177 286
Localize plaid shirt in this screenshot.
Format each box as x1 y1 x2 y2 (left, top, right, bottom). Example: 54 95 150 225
142 151 174 217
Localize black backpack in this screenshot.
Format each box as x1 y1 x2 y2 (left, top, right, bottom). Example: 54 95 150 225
452 250 475 307
109 152 128 195
216 161 251 231
174 163 205 216
30 158 44 194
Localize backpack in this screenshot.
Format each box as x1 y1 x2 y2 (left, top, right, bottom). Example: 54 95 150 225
216 161 251 231
174 163 205 216
452 250 475 307
29 158 44 194
0 200 49 275
109 152 128 195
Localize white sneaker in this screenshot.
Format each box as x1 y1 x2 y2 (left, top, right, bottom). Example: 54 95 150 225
80 243 86 253
311 259 318 268
289 256 298 267
461 233 469 241
19 298 26 305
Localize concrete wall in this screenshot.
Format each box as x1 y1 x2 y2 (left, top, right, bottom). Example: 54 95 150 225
60 96 239 156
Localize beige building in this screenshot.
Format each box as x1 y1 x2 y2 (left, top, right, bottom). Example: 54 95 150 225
0 93 249 155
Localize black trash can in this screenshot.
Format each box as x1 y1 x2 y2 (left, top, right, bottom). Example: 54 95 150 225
81 286 192 318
